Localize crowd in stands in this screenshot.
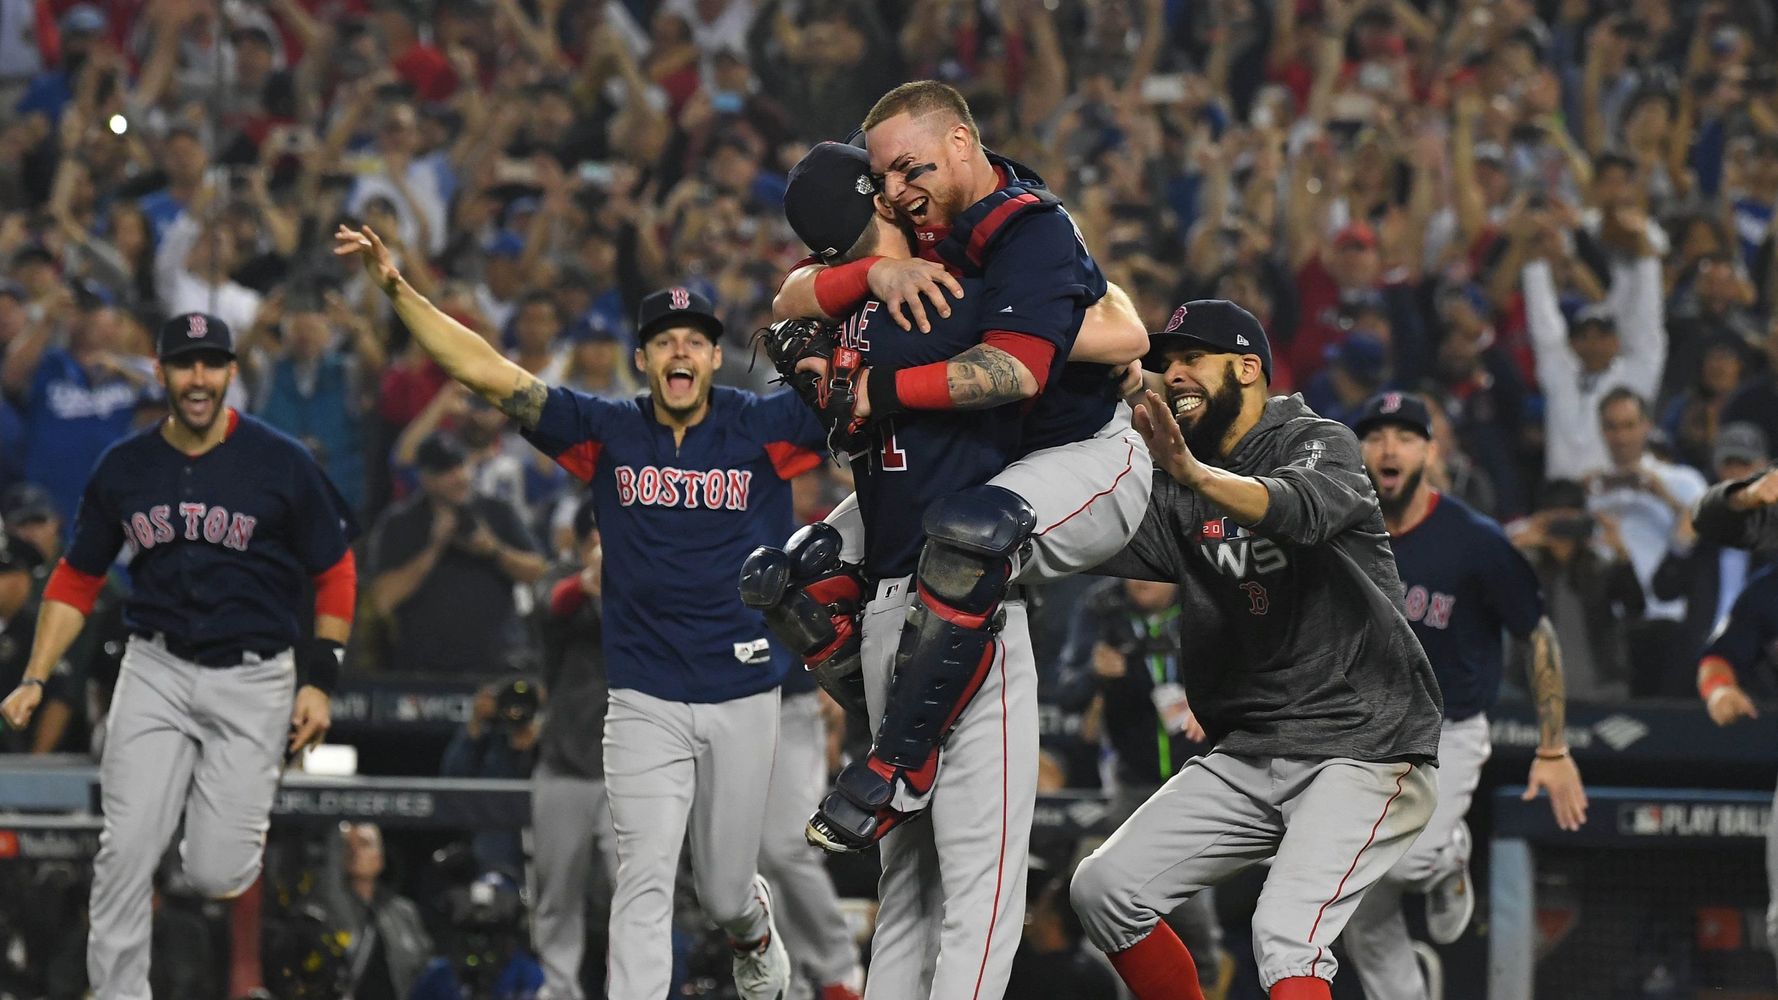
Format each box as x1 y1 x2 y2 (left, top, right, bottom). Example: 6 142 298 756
0 0 1776 995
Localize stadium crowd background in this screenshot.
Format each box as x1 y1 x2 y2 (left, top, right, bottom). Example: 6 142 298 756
0 0 1776 996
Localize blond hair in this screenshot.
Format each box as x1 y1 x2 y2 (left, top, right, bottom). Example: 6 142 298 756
862 80 980 146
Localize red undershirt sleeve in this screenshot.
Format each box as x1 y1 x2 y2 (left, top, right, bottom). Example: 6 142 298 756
43 559 105 615
312 549 357 623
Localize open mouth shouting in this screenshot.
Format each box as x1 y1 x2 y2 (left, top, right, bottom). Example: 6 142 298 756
1373 462 1405 495
180 387 218 425
665 366 695 393
902 194 931 224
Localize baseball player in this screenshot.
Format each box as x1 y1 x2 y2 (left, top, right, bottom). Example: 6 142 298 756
0 312 357 1000
770 82 1152 857
1068 301 1443 1000
337 225 821 1000
1344 391 1587 1000
747 135 1148 999
1694 458 1778 965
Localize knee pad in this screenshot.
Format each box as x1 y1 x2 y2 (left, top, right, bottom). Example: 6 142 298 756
739 523 867 716
915 485 1036 616
873 487 1036 769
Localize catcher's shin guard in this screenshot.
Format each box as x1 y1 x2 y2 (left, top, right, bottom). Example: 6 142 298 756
807 486 1035 853
739 522 868 717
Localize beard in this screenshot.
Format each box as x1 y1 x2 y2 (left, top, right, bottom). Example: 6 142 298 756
1373 465 1425 521
1179 367 1244 459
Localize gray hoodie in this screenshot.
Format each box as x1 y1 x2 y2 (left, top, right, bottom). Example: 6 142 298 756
1095 395 1443 764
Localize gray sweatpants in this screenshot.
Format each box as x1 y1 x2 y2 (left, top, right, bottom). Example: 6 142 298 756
90 636 295 1000
1072 752 1436 991
603 686 778 999
862 579 1036 1000
1108 783 1226 983
530 763 618 1000
1343 714 1489 1000
760 690 861 988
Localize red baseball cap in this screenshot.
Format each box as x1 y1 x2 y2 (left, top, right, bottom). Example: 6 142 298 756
1333 222 1378 251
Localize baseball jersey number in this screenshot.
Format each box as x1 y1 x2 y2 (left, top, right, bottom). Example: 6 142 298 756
881 433 908 472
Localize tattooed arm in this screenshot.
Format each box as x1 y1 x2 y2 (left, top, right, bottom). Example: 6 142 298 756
853 343 1040 417
943 345 1041 407
1525 616 1567 751
1519 616 1589 831
334 225 549 429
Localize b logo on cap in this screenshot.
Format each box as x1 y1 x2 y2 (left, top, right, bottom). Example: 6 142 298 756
669 287 690 310
1165 305 1187 332
187 314 207 339
1381 391 1403 413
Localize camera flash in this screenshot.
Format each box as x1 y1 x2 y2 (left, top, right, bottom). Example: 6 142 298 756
107 115 127 135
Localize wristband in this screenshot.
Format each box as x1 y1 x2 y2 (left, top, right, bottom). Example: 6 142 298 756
893 363 953 411
865 365 905 419
18 677 42 689
296 638 345 695
1534 747 1570 761
813 257 880 317
1698 657 1738 701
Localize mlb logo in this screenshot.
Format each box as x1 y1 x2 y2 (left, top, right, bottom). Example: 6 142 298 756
1200 519 1225 540
187 314 208 339
1380 391 1403 413
1165 305 1188 332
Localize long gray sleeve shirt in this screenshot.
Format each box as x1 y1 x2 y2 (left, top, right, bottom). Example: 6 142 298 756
1693 465 1778 554
1095 395 1443 764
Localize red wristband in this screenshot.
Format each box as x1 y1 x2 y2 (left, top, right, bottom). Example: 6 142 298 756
813 257 880 317
1699 656 1739 700
895 362 954 410
1699 669 1737 701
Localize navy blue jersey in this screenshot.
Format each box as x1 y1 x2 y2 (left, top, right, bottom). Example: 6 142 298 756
523 386 827 703
64 411 357 661
931 153 1114 455
1704 567 1778 675
839 287 1024 578
1388 491 1544 719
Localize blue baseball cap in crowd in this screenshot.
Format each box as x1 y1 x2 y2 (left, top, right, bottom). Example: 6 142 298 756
1353 391 1433 439
1143 299 1273 381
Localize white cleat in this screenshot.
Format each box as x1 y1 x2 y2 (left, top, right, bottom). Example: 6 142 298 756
1425 822 1475 945
732 875 792 1000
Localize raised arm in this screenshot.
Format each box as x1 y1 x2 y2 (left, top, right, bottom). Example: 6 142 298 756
335 225 546 428
1606 240 1666 399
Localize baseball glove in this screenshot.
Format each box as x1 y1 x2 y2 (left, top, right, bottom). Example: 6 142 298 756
756 318 870 453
